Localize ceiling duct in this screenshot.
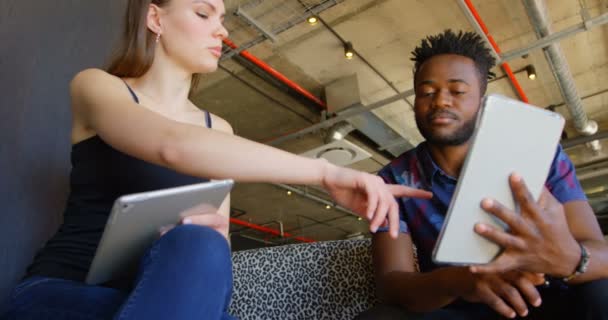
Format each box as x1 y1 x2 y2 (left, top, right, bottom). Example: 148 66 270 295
325 74 415 157
325 122 355 143
522 0 599 137
325 74 361 114
222 0 343 60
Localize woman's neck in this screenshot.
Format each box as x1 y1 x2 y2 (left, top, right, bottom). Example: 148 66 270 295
130 53 193 110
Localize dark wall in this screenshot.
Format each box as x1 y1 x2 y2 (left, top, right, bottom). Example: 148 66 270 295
0 0 124 311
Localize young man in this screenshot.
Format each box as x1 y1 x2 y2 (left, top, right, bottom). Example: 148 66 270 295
358 30 608 320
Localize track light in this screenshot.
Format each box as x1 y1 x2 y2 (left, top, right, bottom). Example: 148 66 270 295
526 65 536 80
344 42 354 60
307 16 318 25
286 190 292 196
325 204 332 210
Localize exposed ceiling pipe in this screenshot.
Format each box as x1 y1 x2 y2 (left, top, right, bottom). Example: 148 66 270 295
233 233 278 245
522 0 598 136
264 88 415 146
550 88 608 110
325 122 355 143
563 130 608 149
285 213 357 235
274 183 357 216
223 4 419 154
218 64 316 124
230 217 316 243
257 8 608 146
223 38 327 110
261 220 285 237
224 1 416 155
458 0 530 102
221 0 343 61
499 11 608 63
299 2 420 153
296 0 411 107
223 38 413 156
292 214 351 235
314 15 415 111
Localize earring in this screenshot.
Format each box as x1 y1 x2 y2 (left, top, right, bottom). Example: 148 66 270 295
155 32 161 43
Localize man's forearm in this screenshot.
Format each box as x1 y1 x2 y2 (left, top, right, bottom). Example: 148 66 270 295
378 266 470 312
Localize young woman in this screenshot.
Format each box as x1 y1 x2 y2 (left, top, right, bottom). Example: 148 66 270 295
2 0 431 319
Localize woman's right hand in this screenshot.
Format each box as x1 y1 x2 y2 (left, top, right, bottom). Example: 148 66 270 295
320 162 432 239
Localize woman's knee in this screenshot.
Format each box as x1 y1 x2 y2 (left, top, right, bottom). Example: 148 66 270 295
159 224 230 266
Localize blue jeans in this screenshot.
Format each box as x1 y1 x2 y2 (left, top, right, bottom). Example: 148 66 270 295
3 225 236 320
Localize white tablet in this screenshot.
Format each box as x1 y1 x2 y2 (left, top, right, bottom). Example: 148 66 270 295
432 94 564 265
86 179 234 285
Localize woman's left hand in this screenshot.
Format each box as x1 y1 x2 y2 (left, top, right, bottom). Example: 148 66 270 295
159 213 229 241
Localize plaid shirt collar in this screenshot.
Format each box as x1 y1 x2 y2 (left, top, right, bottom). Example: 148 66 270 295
415 142 458 189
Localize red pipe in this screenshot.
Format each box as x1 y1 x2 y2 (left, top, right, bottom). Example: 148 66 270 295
230 217 316 243
463 0 529 103
223 39 327 109
221 41 322 242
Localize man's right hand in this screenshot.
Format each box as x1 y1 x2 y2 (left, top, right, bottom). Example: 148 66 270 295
461 271 544 318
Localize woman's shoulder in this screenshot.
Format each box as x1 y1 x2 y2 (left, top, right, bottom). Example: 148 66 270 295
69 69 137 112
70 68 123 95
71 68 117 82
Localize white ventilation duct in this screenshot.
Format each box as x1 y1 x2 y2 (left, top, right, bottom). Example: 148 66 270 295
522 0 598 136
325 122 356 143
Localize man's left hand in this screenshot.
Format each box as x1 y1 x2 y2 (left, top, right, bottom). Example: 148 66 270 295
470 173 580 277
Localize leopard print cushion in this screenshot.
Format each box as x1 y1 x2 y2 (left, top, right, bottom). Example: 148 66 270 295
229 239 378 320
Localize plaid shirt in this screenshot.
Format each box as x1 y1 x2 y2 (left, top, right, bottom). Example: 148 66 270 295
377 142 586 272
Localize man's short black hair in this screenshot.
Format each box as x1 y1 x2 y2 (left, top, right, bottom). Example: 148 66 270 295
411 29 497 94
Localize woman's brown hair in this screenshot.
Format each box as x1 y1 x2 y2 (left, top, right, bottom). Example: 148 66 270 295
107 0 201 95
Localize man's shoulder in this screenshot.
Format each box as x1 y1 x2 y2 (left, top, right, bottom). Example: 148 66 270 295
386 147 419 168
378 144 425 186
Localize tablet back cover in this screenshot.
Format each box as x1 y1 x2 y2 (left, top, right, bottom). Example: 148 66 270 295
86 180 233 284
432 94 564 265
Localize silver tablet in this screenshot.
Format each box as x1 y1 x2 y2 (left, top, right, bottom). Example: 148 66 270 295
432 94 564 265
86 179 234 285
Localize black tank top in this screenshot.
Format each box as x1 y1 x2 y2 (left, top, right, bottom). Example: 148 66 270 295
26 82 211 282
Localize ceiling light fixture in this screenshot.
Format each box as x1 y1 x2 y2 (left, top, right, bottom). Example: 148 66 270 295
286 190 292 196
526 65 536 80
344 42 354 60
307 16 318 25
325 204 332 210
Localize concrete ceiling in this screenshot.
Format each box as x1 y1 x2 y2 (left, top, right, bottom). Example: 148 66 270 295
191 0 608 247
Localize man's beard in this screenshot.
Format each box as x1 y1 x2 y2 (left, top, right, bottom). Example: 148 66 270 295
416 110 477 146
